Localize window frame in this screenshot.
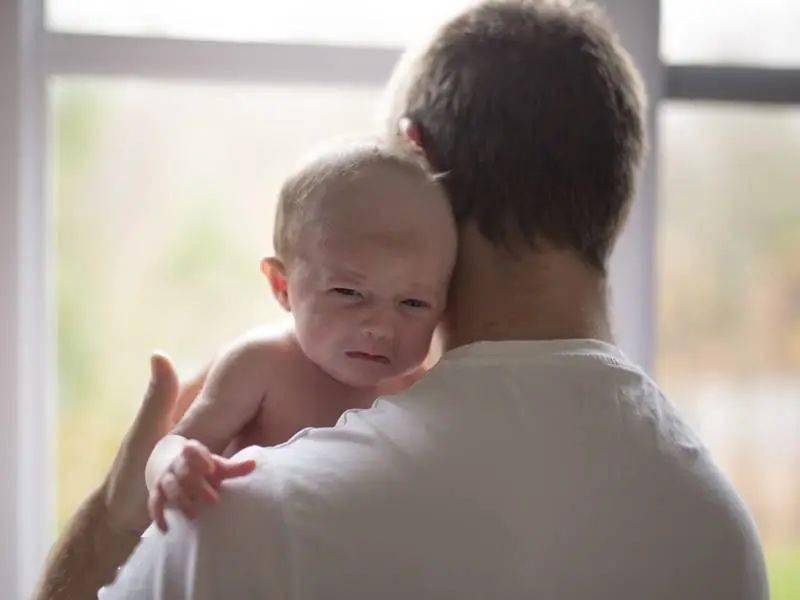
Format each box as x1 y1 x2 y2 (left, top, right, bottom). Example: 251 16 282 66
667 64 800 103
10 0 799 597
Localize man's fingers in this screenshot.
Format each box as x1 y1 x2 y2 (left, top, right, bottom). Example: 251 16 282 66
102 352 183 536
136 352 180 431
126 352 180 447
212 457 257 482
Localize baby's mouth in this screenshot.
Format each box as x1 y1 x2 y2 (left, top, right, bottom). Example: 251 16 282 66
345 351 391 364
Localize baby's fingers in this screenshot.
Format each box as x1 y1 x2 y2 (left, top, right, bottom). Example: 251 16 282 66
199 479 220 505
210 456 256 485
161 471 199 520
181 440 215 474
173 461 221 506
148 486 168 533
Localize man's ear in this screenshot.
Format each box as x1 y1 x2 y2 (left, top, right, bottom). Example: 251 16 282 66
398 117 427 157
261 257 291 311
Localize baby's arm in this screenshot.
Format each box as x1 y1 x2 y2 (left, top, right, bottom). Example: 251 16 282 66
145 337 270 530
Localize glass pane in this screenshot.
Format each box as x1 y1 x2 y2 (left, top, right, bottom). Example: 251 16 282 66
47 0 469 47
662 0 800 66
657 102 800 599
51 78 382 530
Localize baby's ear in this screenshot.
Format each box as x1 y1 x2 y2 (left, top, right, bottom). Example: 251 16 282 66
261 257 290 311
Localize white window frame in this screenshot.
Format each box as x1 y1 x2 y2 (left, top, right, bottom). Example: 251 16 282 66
0 1 674 597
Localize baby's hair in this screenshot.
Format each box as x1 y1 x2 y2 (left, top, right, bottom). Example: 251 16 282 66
274 137 444 263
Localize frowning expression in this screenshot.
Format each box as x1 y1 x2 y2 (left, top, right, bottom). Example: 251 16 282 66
284 165 456 388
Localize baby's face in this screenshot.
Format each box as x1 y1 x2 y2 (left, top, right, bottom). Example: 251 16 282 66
286 165 456 388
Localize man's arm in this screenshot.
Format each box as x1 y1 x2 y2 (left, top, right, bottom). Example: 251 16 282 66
33 353 249 600
34 487 141 599
33 353 178 599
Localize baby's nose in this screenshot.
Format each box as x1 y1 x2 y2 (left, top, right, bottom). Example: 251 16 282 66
361 310 395 342
362 320 393 341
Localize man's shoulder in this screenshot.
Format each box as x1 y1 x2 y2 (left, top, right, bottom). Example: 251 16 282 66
677 459 769 597
192 457 289 543
113 458 292 598
100 462 292 598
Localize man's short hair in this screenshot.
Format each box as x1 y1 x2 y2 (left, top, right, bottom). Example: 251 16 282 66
396 0 645 270
274 139 439 263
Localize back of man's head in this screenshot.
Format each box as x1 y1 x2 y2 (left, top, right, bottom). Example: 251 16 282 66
387 0 645 272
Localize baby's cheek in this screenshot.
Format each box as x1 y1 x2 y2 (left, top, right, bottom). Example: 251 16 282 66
297 301 333 335
404 322 437 364
295 308 333 355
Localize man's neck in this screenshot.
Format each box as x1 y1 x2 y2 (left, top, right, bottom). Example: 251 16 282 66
441 223 614 351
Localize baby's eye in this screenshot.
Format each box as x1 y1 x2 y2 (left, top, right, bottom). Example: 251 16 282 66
332 287 361 298
401 298 430 309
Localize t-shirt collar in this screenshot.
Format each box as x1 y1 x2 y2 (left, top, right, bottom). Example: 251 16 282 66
441 338 630 365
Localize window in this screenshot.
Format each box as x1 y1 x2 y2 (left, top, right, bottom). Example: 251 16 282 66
659 3 800 596
7 1 796 598
661 0 800 67
657 103 800 594
47 0 468 47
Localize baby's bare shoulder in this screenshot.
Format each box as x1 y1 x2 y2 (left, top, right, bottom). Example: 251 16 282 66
206 325 297 391
172 327 300 445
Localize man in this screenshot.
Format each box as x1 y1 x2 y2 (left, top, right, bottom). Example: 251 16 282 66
36 1 768 598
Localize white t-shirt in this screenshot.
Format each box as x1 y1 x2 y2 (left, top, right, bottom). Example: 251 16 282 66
101 339 768 599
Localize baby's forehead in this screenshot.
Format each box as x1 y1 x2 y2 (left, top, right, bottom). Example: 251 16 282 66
297 225 454 291
299 163 448 236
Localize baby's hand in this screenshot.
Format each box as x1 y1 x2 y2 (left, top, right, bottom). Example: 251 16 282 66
147 439 255 532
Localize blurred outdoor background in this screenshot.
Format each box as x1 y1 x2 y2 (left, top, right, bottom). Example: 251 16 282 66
48 1 799 597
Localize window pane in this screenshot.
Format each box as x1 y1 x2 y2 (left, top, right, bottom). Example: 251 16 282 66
47 0 469 47
657 102 800 597
51 78 381 530
662 0 800 66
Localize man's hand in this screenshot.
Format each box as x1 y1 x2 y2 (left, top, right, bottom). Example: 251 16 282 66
35 353 250 599
35 352 199 599
101 352 182 535
148 439 255 532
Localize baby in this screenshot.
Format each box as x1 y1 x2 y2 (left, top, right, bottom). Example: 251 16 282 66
145 140 457 531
